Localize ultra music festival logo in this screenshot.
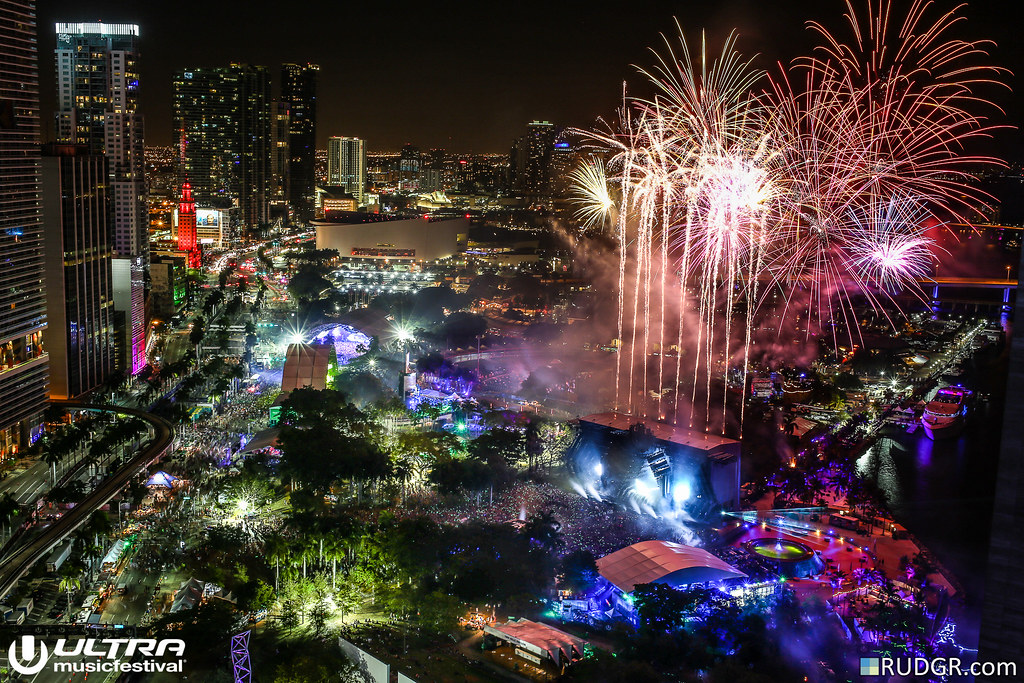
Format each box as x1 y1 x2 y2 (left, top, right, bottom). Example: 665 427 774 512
6 635 186 675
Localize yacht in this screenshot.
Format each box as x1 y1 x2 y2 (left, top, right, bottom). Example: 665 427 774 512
921 386 971 439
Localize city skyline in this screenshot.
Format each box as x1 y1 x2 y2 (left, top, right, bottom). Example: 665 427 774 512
36 0 1024 157
1 1 1024 680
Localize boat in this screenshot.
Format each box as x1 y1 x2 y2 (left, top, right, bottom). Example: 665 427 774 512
921 386 972 440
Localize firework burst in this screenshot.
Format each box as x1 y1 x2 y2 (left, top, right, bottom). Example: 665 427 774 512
577 1 1007 431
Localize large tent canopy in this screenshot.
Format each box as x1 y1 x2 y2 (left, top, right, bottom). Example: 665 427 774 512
145 471 179 489
596 540 747 593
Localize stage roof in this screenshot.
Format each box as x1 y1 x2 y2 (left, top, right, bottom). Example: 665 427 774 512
484 618 587 665
580 412 739 455
281 343 334 392
597 540 747 593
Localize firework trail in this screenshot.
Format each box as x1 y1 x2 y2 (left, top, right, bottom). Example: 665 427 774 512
575 1 1007 433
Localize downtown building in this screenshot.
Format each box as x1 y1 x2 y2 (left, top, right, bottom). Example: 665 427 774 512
40 144 116 399
326 136 366 206
55 22 147 374
978 240 1024 678
269 99 290 218
0 0 49 459
172 64 271 231
510 120 557 199
281 63 318 223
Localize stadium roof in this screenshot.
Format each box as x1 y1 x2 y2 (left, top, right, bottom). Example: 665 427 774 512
281 343 335 392
597 540 747 593
483 619 587 666
580 412 739 456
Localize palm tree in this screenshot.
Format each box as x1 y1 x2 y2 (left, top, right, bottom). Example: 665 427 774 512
523 509 563 552
0 493 21 544
58 575 81 622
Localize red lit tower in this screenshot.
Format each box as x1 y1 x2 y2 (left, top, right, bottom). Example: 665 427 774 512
177 178 201 268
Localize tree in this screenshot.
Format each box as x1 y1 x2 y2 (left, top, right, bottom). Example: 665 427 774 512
468 427 524 469
0 493 21 541
558 550 598 593
427 458 493 497
417 589 464 634
633 583 690 632
58 574 81 623
522 508 563 552
190 316 206 348
287 266 331 304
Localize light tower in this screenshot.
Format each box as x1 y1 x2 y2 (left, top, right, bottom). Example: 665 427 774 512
230 631 252 683
177 179 201 268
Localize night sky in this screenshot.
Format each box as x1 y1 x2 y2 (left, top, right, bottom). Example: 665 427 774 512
37 0 1023 156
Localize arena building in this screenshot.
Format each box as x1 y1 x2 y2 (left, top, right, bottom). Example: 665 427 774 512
314 213 468 262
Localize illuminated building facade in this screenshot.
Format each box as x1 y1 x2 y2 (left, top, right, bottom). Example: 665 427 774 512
176 180 200 268
281 63 318 222
270 100 289 214
510 120 556 198
173 64 271 229
326 136 366 205
41 144 116 399
55 21 147 373
0 0 49 459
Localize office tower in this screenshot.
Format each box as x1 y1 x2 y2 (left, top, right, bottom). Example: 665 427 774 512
54 26 139 380
281 63 318 222
270 100 289 213
326 137 366 205
41 144 116 399
173 64 271 230
510 120 557 198
978 243 1024 678
0 0 49 460
55 21 147 373
399 143 420 190
550 137 578 197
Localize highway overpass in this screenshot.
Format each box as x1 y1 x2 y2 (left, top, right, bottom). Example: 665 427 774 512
0 403 173 599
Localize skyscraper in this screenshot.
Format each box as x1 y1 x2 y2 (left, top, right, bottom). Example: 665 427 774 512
270 100 290 214
55 22 146 373
510 120 557 198
0 0 49 459
173 64 271 230
281 63 318 223
326 137 366 205
41 144 116 399
978 241 1024 677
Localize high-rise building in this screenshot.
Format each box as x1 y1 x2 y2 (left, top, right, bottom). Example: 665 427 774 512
510 120 557 198
326 137 366 205
55 22 147 373
281 63 318 222
173 64 271 230
41 144 116 399
270 100 290 213
0 0 49 460
550 137 578 198
399 143 421 190
978 242 1024 677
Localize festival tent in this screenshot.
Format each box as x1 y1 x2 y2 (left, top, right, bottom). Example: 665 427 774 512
596 540 747 594
145 471 179 489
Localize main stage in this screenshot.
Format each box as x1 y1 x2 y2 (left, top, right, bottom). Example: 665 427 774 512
570 412 741 514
